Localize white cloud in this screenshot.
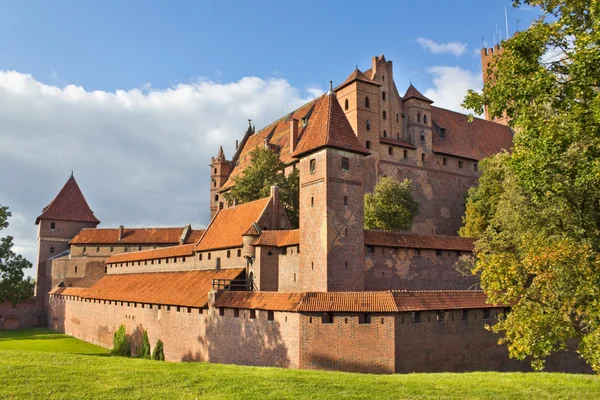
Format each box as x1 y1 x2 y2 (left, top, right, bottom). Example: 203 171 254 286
416 37 468 56
0 71 322 275
423 66 482 114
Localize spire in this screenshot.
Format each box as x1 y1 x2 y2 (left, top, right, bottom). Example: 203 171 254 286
402 83 433 103
217 146 225 160
327 80 334 96
35 175 100 225
291 94 369 158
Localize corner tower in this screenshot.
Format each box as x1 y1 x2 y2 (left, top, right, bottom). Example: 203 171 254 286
210 146 232 219
292 84 370 292
481 44 509 126
35 173 100 308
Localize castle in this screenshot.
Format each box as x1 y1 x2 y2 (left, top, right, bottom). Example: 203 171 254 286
1 52 591 373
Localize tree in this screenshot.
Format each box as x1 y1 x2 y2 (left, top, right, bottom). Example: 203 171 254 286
111 324 131 357
364 177 419 232
140 330 151 359
152 339 165 361
0 205 35 306
462 0 600 371
223 146 300 227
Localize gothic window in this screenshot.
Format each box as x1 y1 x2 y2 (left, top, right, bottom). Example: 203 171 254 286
213 168 217 174
365 96 370 108
50 222 56 231
382 92 386 100
382 111 387 120
396 114 399 123
407 116 411 124
417 113 421 123
309 159 316 174
344 99 349 110
424 115 428 124
341 157 349 172
383 130 387 138
96 246 100 253
366 120 371 131
420 131 425 142
403 150 408 159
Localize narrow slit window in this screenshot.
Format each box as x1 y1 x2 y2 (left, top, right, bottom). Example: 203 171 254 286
309 159 316 174
341 157 349 172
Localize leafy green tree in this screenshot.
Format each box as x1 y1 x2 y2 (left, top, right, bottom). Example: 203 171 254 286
462 0 600 371
364 177 419 232
224 146 300 227
111 324 131 357
0 205 35 306
140 330 151 359
152 339 165 361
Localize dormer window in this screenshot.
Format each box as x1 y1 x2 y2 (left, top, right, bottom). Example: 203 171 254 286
440 128 446 138
301 117 308 127
50 222 56 231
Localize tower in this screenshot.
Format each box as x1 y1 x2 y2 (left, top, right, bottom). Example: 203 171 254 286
402 84 434 166
35 173 100 309
210 146 232 219
481 44 509 126
292 85 370 292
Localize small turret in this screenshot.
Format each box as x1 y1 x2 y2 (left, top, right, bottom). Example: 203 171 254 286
210 147 232 219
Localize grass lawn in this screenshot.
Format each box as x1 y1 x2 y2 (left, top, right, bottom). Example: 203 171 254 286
0 329 599 399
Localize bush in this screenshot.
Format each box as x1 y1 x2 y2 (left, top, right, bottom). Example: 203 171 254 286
111 324 131 357
140 330 151 359
152 339 164 361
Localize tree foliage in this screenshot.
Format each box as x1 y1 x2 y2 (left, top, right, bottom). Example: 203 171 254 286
152 339 165 361
223 147 300 227
0 205 35 306
111 324 131 357
364 177 419 232
462 0 600 371
140 330 151 359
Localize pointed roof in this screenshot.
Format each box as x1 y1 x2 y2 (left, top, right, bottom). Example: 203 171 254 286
36 175 100 225
217 146 225 160
291 94 369 158
402 84 433 103
335 68 381 91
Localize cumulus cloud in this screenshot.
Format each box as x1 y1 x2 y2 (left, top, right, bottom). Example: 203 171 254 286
423 66 482 114
416 37 468 56
0 71 322 274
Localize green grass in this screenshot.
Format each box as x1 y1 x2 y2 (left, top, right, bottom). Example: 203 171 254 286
0 328 108 355
0 329 599 399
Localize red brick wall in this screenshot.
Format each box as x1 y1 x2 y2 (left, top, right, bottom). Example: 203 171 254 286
0 299 43 330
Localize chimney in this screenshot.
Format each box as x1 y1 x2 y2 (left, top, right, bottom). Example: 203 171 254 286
118 225 124 241
290 118 298 153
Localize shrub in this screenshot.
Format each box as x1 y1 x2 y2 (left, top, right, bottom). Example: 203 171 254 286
152 339 164 361
111 324 131 357
140 330 151 359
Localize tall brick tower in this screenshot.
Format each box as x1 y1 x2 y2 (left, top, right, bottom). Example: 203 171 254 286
292 84 370 292
402 84 434 165
35 173 100 309
481 44 509 126
210 146 232 219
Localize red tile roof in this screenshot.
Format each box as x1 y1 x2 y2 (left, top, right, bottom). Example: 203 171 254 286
431 106 513 161
214 290 499 312
195 197 270 251
70 227 204 245
253 229 299 247
402 84 433 103
291 94 369 158
36 175 100 225
49 287 88 297
105 244 195 264
335 68 381 91
81 268 245 308
380 137 416 149
364 231 474 251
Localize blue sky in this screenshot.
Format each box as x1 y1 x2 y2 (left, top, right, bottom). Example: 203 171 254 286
1 1 537 93
0 1 539 271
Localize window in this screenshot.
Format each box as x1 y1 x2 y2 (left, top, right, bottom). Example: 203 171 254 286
234 309 240 318
344 99 349 110
382 75 385 81
214 194 218 201
382 92 386 100
213 180 217 187
366 120 370 131
294 273 296 282
309 159 316 174
388 147 393 156
368 245 375 253
227 250 231 258
443 157 447 166
219 308 225 317
344 196 348 206
462 310 469 320
124 247 128 252
474 162 479 171
344 228 347 237
50 222 56 231
138 246 142 251
458 160 463 169
110 246 114 252
396 114 399 123
436 249 442 256
341 157 349 171
96 246 100 253
365 96 370 108
424 115 428 124
382 111 386 120
208 253 211 260
417 113 421 123
420 131 425 142
82 246 86 254
412 311 421 323
74 266 78 273
237 249 241 257
199 253 203 261
250 309 256 319
344 261 348 270
416 248 422 256
267 311 274 321
359 313 371 324
366 141 371 149
437 310 445 322
383 130 387 138
215 257 220 270
421 153 426 162
214 168 217 174
311 197 314 207
403 150 408 159
322 313 334 324
483 309 491 319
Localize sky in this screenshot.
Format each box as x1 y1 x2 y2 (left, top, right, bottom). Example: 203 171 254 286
0 0 539 276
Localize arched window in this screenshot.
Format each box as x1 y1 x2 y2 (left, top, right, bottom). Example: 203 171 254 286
82 246 86 254
110 246 114 252
382 92 386 100
382 111 386 120
420 131 425 142
417 113 421 123
396 114 399 123
96 246 100 253
424 115 428 124
74 266 78 273
344 99 349 110
50 247 54 254
365 96 370 108
366 120 371 131
50 222 56 231
383 130 387 138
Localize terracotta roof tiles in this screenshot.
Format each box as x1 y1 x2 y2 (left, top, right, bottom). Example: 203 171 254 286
402 84 433 103
105 244 195 264
364 231 474 252
296 292 398 313
36 175 100 225
335 68 381 91
70 227 204 245
215 291 303 312
392 290 498 311
253 229 299 247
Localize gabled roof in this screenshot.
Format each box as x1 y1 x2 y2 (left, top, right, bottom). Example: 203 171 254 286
214 290 500 312
195 197 271 252
335 68 381 91
402 84 433 103
36 175 100 225
431 106 513 161
105 244 196 264
253 229 299 247
291 93 369 158
79 268 245 308
364 231 474 252
70 227 204 245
